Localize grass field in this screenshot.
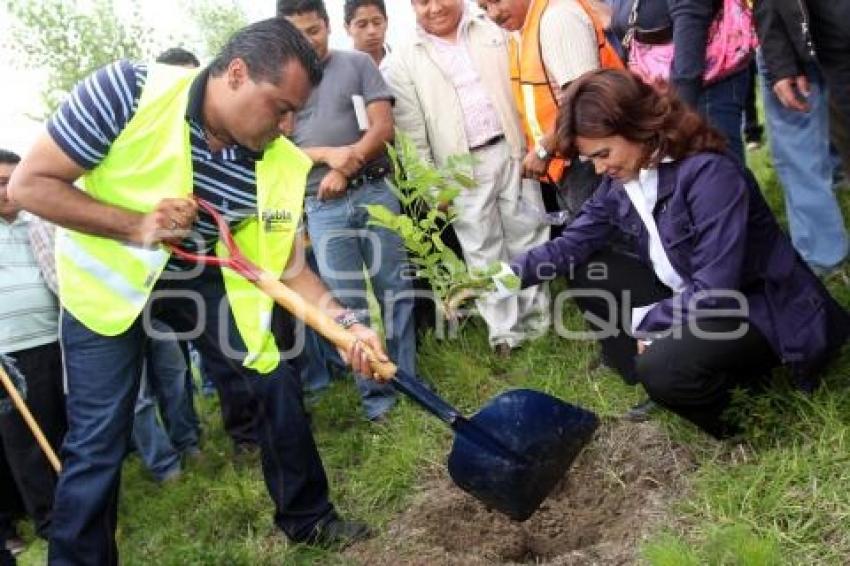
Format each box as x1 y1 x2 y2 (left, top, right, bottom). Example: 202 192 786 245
15 145 850 565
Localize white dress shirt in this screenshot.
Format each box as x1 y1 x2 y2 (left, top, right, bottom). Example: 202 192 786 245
622 163 687 335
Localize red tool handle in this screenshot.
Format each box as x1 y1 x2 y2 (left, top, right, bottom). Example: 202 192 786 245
167 197 262 282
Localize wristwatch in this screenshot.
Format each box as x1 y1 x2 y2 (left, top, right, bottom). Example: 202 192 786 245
535 144 551 161
334 310 361 329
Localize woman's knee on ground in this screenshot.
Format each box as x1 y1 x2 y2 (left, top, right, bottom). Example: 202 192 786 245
633 348 716 405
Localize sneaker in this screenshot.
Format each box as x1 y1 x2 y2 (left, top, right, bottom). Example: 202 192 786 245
623 398 659 422
745 140 761 151
301 517 373 550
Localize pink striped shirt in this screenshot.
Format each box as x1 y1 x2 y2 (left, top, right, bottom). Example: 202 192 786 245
422 10 504 149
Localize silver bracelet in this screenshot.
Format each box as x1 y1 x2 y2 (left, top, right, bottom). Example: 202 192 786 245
333 310 361 329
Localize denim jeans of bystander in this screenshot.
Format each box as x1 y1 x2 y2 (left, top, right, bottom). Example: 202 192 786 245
305 178 416 421
758 53 849 271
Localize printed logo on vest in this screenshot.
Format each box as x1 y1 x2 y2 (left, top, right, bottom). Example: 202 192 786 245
262 209 293 232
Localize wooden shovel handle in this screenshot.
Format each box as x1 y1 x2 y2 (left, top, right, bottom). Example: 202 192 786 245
253 274 399 381
0 365 61 472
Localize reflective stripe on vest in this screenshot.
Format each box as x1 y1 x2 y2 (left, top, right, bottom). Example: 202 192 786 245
56 63 310 374
521 84 546 144
57 229 156 307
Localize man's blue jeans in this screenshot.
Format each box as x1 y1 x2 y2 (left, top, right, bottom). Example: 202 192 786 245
131 320 199 481
758 54 849 271
49 268 336 565
144 323 199 454
305 178 416 420
131 373 180 482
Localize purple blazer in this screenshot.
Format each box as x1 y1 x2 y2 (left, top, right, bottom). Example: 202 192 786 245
511 152 849 385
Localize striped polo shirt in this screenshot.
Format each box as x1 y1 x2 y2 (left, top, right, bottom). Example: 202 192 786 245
0 213 59 353
47 60 264 270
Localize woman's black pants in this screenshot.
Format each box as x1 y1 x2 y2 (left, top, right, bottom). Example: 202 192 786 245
569 249 779 438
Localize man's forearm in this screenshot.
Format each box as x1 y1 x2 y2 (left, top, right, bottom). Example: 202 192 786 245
8 133 146 244
352 100 394 165
302 146 330 164
303 128 391 172
351 121 393 164
281 259 348 319
11 173 145 243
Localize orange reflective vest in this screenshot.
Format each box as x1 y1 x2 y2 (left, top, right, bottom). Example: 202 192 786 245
509 0 624 183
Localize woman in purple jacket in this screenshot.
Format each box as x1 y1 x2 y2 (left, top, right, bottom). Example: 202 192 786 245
510 69 849 438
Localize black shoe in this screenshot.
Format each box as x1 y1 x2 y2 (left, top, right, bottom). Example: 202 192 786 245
302 517 373 550
623 398 659 422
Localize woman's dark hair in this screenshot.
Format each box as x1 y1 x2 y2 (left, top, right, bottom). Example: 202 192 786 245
209 18 322 87
556 69 726 165
344 0 387 25
277 0 329 23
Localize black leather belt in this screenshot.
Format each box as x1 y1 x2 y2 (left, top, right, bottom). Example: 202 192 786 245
347 163 390 189
470 134 505 152
633 25 673 45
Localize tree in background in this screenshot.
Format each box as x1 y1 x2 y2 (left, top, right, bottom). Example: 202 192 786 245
3 0 250 118
183 0 248 58
4 0 158 116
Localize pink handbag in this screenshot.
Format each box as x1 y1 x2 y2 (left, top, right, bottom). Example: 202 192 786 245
625 0 758 86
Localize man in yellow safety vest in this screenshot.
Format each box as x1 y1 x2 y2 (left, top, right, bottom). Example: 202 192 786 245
8 18 385 562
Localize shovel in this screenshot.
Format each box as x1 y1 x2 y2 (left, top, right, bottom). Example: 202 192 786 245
0 359 62 473
170 198 599 521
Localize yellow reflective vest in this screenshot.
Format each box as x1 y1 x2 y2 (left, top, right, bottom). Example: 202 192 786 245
56 63 310 373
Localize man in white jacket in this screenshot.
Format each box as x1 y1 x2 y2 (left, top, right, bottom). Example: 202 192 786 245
385 0 550 357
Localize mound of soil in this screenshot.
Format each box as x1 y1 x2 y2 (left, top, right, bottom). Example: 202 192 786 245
347 421 696 565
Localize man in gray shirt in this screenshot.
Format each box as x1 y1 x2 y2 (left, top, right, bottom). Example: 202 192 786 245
279 0 415 421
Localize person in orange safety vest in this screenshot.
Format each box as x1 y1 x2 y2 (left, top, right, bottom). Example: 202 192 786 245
478 0 623 187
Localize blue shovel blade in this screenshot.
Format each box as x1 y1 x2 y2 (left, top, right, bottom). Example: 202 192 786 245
447 389 599 521
391 372 598 522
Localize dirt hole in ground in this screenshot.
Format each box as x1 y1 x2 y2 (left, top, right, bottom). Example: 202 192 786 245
347 421 696 565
